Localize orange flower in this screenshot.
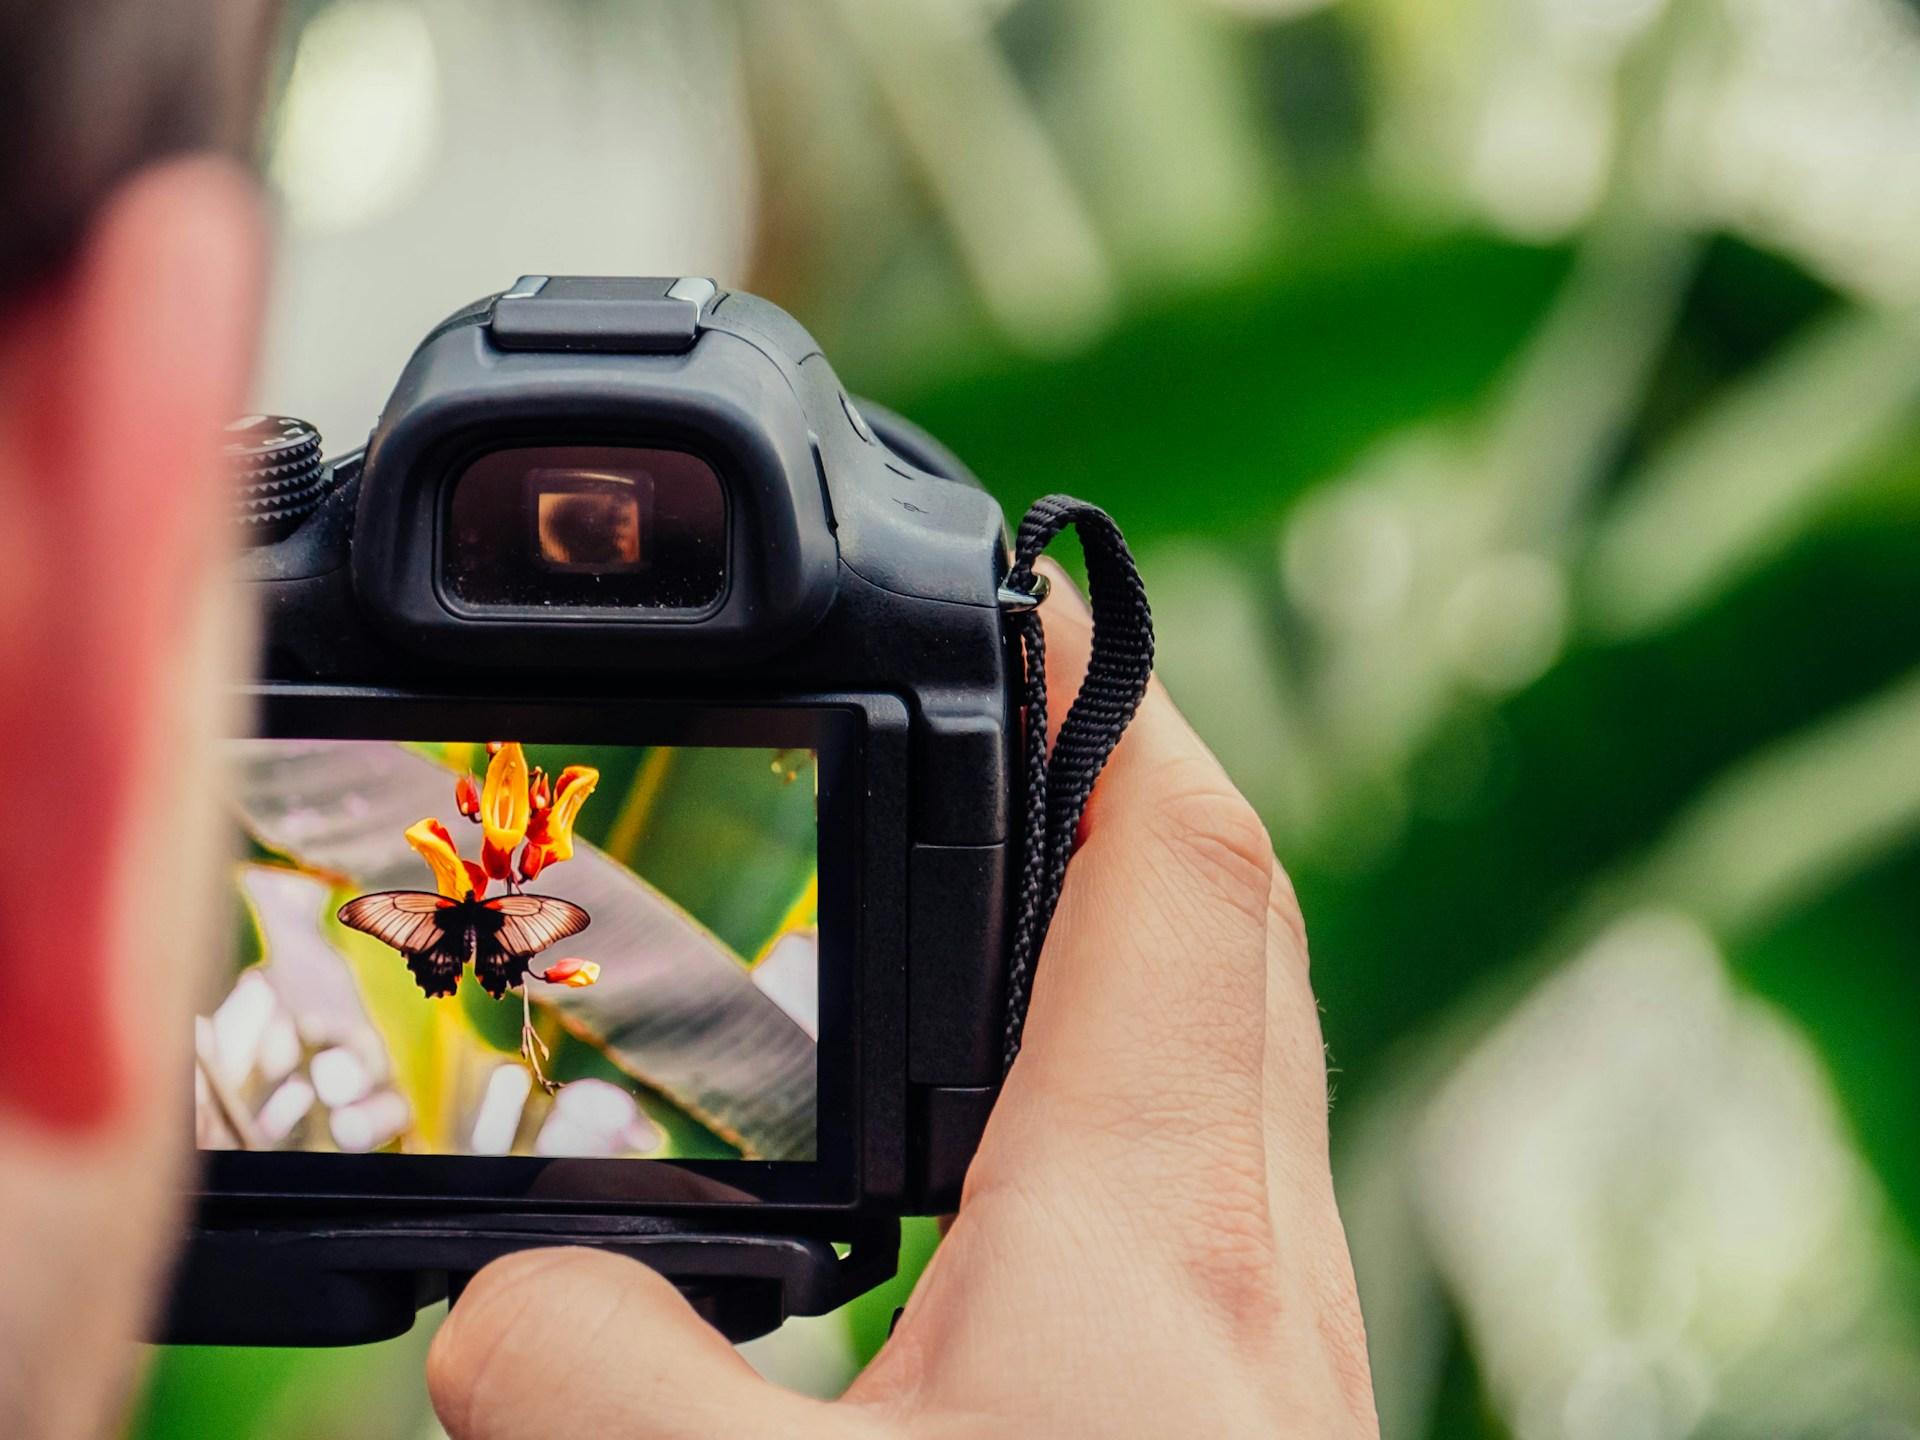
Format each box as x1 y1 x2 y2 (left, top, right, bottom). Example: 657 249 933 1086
405 818 483 899
480 742 530 880
520 764 599 880
541 957 600 988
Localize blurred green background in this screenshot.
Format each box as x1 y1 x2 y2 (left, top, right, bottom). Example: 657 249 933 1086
136 0 1920 1435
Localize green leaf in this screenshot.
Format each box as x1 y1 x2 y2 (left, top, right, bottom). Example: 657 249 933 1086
844 1216 943 1367
593 746 819 961
861 225 1571 542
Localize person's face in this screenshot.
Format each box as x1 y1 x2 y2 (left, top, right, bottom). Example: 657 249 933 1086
0 160 266 1439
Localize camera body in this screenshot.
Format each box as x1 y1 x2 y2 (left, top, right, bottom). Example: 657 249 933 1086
173 278 1018 1344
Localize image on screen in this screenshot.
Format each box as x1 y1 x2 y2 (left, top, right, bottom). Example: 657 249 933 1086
198 739 819 1163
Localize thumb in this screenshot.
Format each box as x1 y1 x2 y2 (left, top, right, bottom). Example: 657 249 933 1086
427 1248 860 1440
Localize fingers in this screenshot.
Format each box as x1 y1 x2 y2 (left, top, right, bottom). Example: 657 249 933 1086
977 565 1325 1207
428 1249 863 1440
876 563 1370 1432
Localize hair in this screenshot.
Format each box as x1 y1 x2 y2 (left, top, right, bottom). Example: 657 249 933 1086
0 0 278 307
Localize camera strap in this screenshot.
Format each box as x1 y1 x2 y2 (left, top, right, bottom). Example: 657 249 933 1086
999 495 1155 1073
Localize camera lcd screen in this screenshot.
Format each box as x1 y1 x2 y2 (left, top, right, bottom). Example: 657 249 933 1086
202 735 821 1169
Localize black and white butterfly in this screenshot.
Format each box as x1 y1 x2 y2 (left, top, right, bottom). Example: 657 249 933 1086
337 891 591 999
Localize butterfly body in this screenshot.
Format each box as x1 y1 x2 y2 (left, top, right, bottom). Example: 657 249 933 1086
337 890 591 998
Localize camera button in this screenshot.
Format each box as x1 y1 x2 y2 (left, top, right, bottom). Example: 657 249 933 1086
666 275 717 310
489 276 712 354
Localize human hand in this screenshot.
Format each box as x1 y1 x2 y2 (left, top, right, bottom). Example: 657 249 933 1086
427 562 1379 1439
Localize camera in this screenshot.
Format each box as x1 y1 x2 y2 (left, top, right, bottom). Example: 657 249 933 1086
170 278 1026 1345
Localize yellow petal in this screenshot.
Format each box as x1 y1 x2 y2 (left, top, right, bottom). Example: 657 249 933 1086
534 765 599 865
481 742 531 853
405 818 473 899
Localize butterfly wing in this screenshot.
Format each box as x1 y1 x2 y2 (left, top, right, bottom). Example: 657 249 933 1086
486 893 591 955
338 891 468 998
471 894 592 998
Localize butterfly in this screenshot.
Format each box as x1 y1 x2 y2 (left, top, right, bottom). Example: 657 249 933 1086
337 891 591 999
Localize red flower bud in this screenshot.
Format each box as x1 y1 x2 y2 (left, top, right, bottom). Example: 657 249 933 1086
486 741 504 756
454 773 481 820
542 957 600 988
529 768 552 812
518 844 549 882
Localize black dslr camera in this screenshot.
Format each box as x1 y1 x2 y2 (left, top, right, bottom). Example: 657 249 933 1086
170 277 1061 1346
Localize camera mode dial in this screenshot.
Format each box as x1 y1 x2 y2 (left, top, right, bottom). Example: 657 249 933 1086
225 414 330 544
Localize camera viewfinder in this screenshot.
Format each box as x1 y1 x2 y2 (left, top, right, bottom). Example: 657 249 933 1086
444 445 726 612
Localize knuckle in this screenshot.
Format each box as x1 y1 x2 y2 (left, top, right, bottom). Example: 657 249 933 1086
1018 1094 1285 1342
1176 1192 1285 1346
1151 775 1275 927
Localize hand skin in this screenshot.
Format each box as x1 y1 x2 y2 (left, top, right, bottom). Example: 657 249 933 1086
428 561 1380 1439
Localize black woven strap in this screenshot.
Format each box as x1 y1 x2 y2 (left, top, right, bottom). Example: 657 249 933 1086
1001 495 1155 1073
